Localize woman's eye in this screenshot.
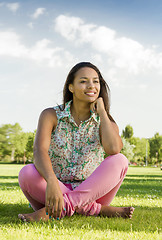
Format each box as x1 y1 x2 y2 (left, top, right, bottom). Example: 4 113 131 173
80 80 86 83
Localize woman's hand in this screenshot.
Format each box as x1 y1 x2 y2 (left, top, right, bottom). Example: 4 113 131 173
90 97 105 115
45 177 64 219
91 98 123 155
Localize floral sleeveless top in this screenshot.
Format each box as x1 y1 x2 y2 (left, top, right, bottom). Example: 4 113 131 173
48 100 105 189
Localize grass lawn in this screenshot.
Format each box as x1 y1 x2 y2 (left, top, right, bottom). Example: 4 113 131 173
0 164 161 240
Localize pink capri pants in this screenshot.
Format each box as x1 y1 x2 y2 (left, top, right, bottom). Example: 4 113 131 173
18 153 128 217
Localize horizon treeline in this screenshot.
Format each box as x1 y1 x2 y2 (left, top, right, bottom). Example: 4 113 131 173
0 123 161 165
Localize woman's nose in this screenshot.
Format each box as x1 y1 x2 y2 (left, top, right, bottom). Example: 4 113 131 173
87 81 94 88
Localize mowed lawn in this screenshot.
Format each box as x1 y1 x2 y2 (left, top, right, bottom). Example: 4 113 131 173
0 164 161 240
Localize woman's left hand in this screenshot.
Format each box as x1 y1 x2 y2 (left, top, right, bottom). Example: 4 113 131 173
90 97 105 115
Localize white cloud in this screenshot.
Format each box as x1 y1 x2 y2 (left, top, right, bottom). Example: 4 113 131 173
29 39 76 67
27 22 34 29
0 30 75 68
29 39 61 62
31 8 46 19
6 2 20 13
55 15 162 76
54 15 85 41
0 31 27 57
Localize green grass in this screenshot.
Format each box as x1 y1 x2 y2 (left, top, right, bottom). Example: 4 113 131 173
0 164 161 240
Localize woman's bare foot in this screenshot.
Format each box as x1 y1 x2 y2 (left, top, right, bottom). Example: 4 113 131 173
18 207 49 222
100 206 135 219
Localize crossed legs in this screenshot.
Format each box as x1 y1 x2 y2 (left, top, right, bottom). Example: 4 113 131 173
18 154 134 221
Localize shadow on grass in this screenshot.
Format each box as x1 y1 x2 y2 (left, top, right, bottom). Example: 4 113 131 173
0 182 19 188
0 203 161 233
121 179 161 188
0 176 19 189
0 175 161 197
117 175 162 197
126 174 162 178
0 176 18 179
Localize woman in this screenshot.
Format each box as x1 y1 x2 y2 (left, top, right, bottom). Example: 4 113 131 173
18 62 134 222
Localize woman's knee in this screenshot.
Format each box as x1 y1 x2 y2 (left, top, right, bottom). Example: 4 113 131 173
116 153 129 167
18 163 37 185
104 153 128 169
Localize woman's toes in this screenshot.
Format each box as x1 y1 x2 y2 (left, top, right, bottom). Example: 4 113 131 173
18 214 27 222
18 214 23 219
130 207 135 213
129 207 135 218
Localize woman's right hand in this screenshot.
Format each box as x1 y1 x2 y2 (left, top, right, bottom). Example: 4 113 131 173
45 177 65 219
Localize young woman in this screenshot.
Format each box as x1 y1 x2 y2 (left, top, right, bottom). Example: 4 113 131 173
18 62 134 222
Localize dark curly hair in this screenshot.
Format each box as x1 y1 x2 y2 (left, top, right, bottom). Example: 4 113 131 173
62 62 115 122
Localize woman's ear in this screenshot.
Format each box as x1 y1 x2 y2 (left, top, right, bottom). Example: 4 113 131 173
69 84 73 93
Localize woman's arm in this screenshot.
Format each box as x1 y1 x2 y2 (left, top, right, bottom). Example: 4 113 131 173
34 108 64 219
90 97 123 155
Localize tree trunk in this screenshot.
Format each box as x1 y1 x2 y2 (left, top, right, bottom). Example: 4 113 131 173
11 148 15 161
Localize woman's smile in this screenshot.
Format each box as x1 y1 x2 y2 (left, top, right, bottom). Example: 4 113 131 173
84 91 97 97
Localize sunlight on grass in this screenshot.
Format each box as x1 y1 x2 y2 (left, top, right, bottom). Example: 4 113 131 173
0 164 161 240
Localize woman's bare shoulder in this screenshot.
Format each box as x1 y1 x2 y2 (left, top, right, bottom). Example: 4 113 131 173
38 108 57 128
41 107 57 116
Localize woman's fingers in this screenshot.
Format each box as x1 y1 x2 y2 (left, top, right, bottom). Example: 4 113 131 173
45 183 64 219
48 201 53 218
45 197 54 218
90 102 95 112
45 198 64 220
45 199 50 215
53 200 58 219
90 100 98 112
57 200 64 219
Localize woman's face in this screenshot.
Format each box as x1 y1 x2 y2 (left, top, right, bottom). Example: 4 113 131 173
69 67 100 103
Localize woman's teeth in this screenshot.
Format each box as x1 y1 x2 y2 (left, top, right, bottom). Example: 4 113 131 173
86 92 95 96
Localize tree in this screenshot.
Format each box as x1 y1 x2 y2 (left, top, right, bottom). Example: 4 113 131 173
0 124 12 160
122 125 134 140
0 123 35 162
25 131 36 161
13 132 29 162
130 137 150 165
7 123 23 161
149 133 162 164
121 137 135 162
0 123 22 161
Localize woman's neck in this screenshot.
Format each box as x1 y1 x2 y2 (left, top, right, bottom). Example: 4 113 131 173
71 100 91 125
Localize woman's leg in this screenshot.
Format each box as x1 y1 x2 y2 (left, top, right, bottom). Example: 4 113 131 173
96 176 125 206
64 153 130 216
18 163 74 222
18 164 71 211
18 155 134 221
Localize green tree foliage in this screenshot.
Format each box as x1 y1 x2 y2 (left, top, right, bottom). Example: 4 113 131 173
25 131 36 160
121 137 134 161
14 132 30 162
122 125 134 139
0 123 22 160
0 124 12 159
130 137 150 165
149 133 162 163
122 125 133 139
0 123 35 162
121 125 161 165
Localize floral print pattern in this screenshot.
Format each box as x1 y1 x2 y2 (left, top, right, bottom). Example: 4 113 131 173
48 101 105 189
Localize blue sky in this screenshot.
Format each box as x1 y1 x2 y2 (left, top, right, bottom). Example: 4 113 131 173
0 0 162 138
